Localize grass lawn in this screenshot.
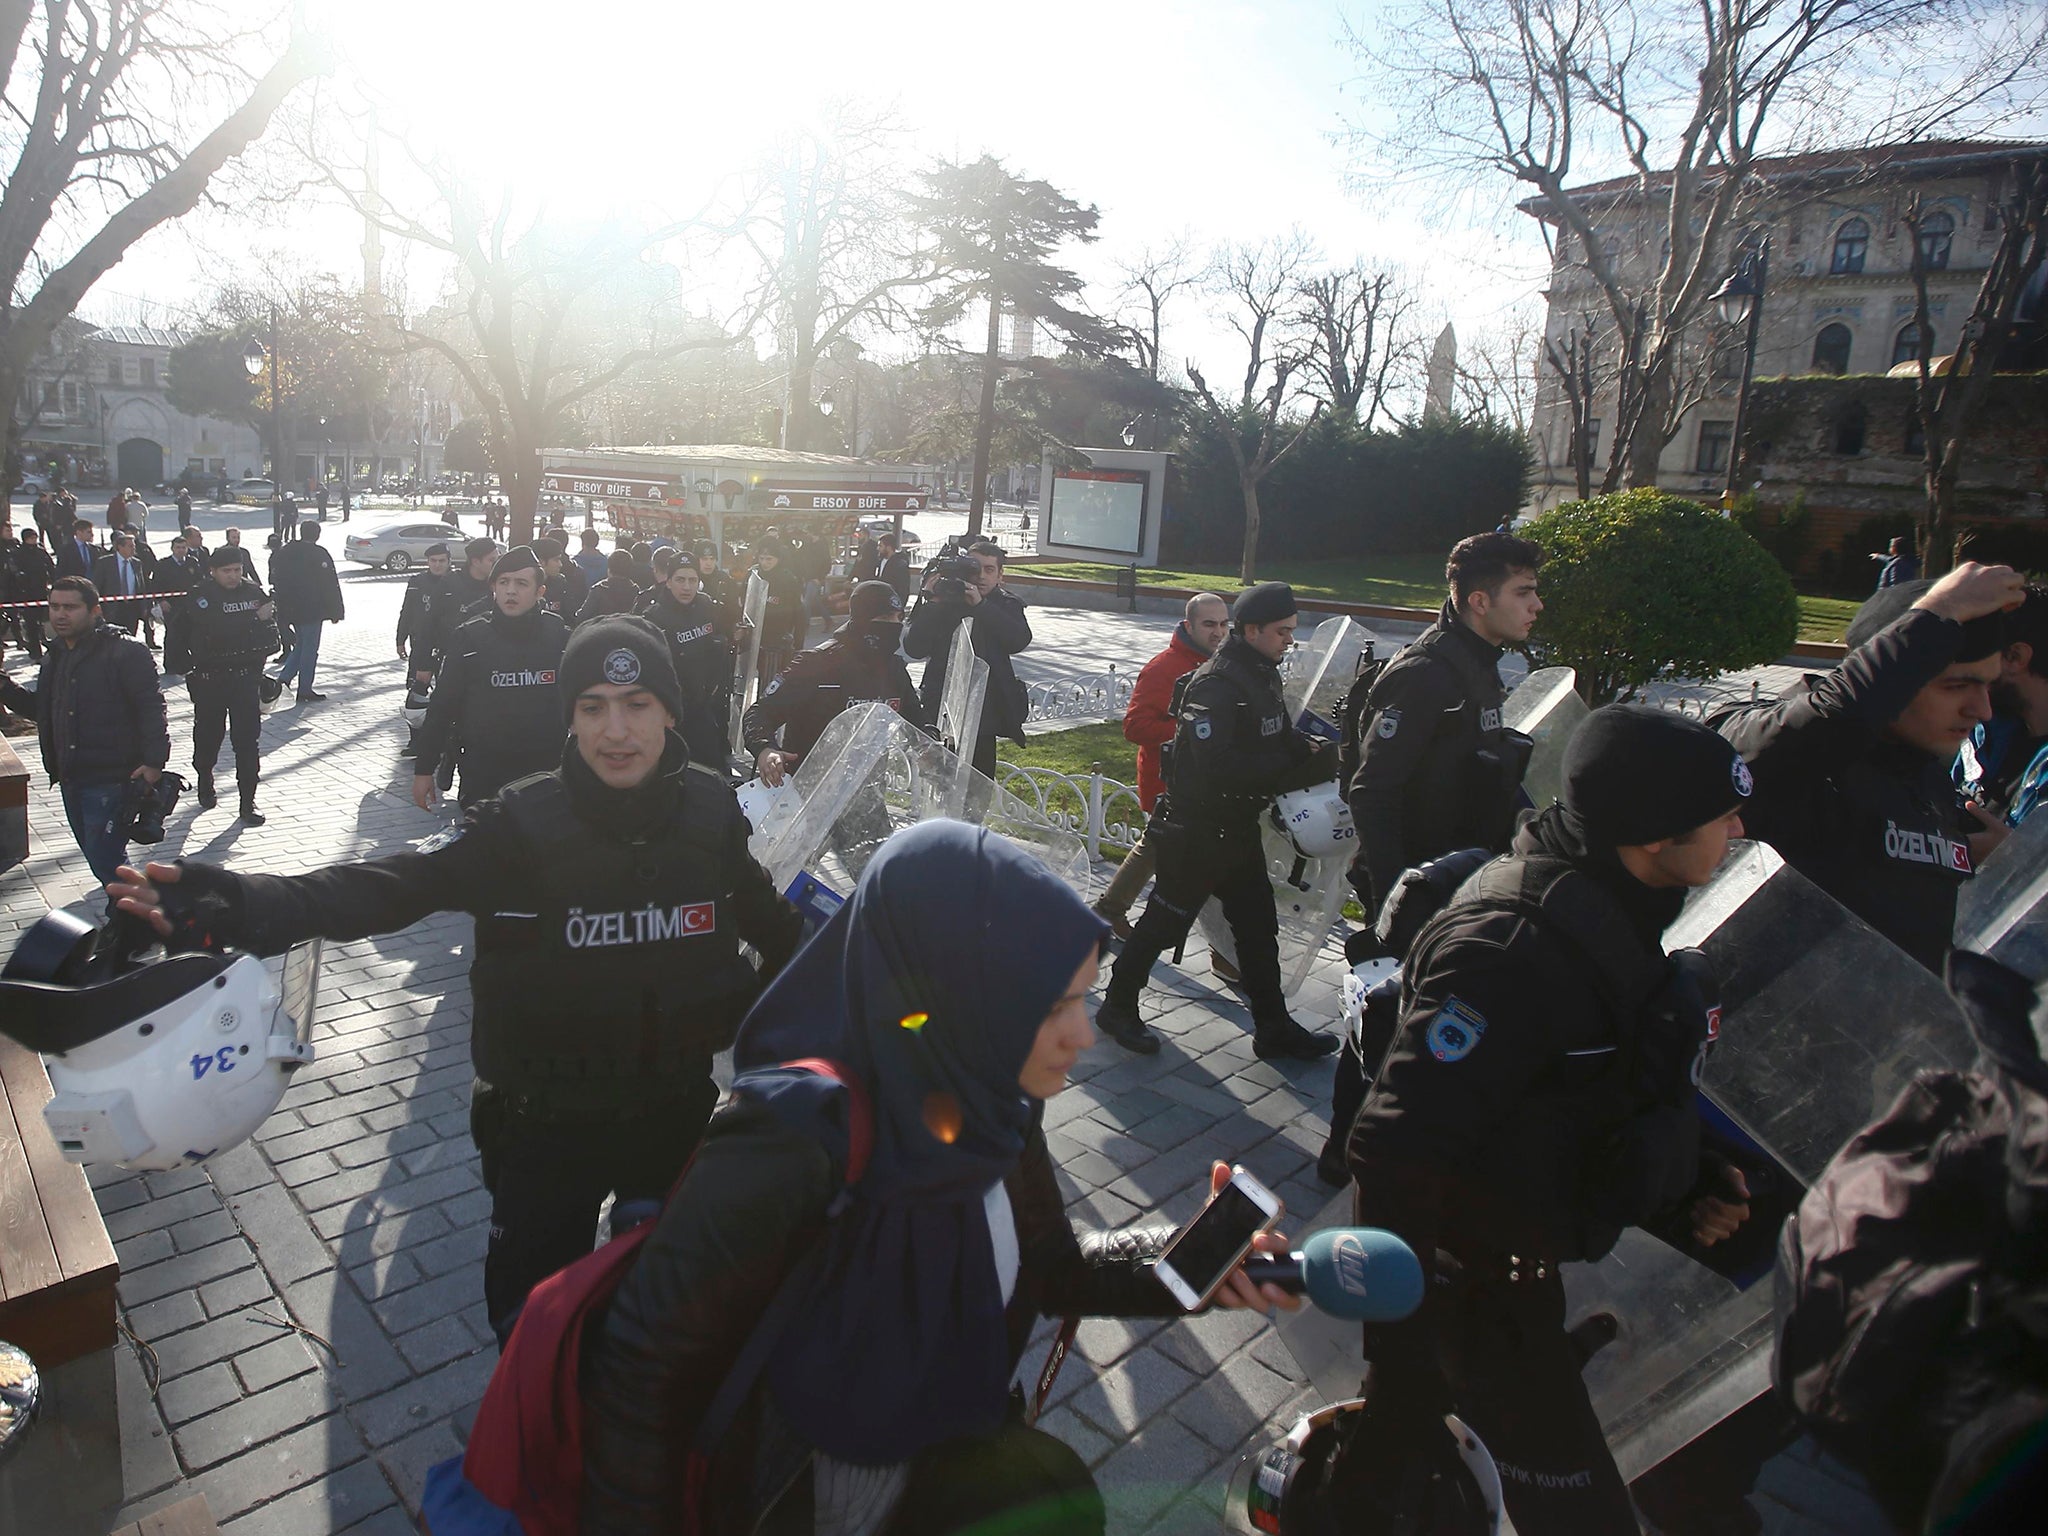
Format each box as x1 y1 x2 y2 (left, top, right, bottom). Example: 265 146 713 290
1016 554 1857 648
1002 720 1137 785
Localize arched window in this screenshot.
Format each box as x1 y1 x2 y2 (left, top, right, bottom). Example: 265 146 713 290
1916 210 1955 271
1812 324 1854 374
1892 322 1928 369
1830 218 1870 275
1834 402 1867 456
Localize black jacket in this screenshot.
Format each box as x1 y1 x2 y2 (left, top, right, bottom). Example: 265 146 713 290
90 551 150 605
415 606 569 802
165 578 279 676
753 563 805 652
905 585 1033 743
270 539 346 625
150 551 202 598
1348 808 1703 1269
742 630 921 763
429 569 492 659
544 562 589 623
1163 633 1328 831
580 1097 1177 1536
1347 601 1518 910
877 550 914 603
396 569 452 658
7 541 54 600
191 740 803 1111
1716 607 1977 973
639 587 734 768
0 621 168 785
576 577 641 627
53 535 98 582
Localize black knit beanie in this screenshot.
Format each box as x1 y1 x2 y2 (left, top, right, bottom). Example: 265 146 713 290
559 615 684 726
1563 704 1753 846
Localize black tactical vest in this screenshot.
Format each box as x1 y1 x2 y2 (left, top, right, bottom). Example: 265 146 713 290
467 764 761 1096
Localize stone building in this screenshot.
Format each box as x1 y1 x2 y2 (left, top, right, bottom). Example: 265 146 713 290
16 321 262 492
1524 138 2045 511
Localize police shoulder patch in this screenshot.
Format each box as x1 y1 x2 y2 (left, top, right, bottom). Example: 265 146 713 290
1376 707 1402 740
1424 996 1488 1062
195 597 208 609
1193 717 1213 740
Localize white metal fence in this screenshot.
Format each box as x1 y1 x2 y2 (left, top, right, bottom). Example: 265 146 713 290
1023 666 1136 725
993 762 1147 861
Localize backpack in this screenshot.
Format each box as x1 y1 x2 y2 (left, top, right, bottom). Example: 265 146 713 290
1773 952 2048 1532
421 1059 874 1536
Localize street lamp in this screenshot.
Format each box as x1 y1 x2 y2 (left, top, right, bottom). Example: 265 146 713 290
242 307 283 496
816 389 835 417
1709 236 1770 512
1121 418 1139 448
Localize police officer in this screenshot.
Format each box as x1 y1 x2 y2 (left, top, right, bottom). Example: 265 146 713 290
1347 531 1543 918
1093 582 1338 1060
1716 560 2024 973
744 580 922 783
396 543 453 757
413 547 569 811
165 545 280 823
428 537 498 661
535 534 588 622
638 556 731 768
1339 706 1755 1536
110 616 806 1340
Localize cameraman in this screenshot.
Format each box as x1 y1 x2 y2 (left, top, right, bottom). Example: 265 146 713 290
0 575 169 901
904 540 1030 778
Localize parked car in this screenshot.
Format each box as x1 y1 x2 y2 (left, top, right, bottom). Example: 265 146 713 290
225 477 278 504
343 517 465 572
858 518 922 548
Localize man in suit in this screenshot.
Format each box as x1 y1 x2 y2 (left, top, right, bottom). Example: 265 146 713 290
54 519 97 582
92 530 149 637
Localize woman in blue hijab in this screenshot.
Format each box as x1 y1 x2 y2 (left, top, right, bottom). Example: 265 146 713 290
578 820 1295 1536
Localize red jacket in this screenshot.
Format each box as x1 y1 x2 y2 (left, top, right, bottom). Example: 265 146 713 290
1125 625 1210 810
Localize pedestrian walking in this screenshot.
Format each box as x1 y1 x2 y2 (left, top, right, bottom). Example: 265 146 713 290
92 530 148 636
270 520 345 703
164 548 279 823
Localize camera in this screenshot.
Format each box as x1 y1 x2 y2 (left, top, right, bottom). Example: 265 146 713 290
122 771 188 846
926 542 984 602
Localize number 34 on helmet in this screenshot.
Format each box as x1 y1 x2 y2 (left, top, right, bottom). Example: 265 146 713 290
0 910 319 1171
1271 782 1356 860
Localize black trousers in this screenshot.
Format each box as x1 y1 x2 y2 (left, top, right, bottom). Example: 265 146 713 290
1430 1267 1637 1536
469 1071 719 1343
1102 820 1285 1020
188 670 261 794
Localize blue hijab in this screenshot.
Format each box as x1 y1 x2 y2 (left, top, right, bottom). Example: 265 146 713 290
729 820 1108 1465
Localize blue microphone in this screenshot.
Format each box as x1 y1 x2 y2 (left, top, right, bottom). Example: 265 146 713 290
1245 1228 1425 1321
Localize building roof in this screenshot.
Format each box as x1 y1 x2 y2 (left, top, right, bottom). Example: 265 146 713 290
1520 138 2047 220
87 323 188 349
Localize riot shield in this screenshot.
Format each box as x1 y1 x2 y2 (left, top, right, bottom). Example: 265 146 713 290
1501 665 1587 813
727 569 770 755
1573 842 1971 1482
1193 813 1352 1000
935 618 990 790
1283 617 1376 736
1277 842 1975 1485
1954 804 2048 975
758 703 1092 924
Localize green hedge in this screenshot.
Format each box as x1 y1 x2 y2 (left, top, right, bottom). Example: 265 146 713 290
1521 489 1800 704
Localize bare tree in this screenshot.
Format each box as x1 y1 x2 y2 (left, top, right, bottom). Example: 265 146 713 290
1903 154 2048 573
741 107 942 452
1189 238 1324 583
1455 309 1542 434
0 3 324 492
1294 262 1419 427
1114 232 1202 378
317 135 764 544
1350 0 2048 488
1543 314 1604 500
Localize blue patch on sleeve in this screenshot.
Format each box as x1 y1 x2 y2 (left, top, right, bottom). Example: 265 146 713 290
1425 997 1489 1062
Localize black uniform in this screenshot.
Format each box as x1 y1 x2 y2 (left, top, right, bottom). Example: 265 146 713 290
174 735 804 1338
903 584 1033 780
3 537 52 658
742 628 921 766
1346 600 1521 911
396 567 453 683
1346 808 1715 1535
638 588 734 769
165 578 279 806
415 606 569 806
1100 634 1329 1030
543 561 589 623
1716 606 1978 972
428 569 492 660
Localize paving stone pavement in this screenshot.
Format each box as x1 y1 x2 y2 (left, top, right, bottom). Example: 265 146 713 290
0 566 1873 1536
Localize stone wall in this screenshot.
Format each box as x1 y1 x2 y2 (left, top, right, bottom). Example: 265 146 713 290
1740 373 2048 581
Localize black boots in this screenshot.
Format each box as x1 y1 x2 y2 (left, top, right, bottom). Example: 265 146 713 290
1254 1015 1339 1062
1094 999 1159 1055
238 792 264 825
196 772 216 810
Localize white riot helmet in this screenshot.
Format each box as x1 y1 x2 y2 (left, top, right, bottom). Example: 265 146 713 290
1272 781 1356 860
1342 956 1400 1049
1223 1399 1502 1536
0 910 318 1172
402 686 430 731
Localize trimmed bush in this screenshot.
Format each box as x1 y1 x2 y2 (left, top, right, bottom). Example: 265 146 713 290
1521 488 1800 704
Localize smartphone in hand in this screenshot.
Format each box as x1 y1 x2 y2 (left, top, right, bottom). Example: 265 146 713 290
1154 1165 1283 1311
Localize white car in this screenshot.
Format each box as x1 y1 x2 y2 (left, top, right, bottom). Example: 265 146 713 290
344 517 465 572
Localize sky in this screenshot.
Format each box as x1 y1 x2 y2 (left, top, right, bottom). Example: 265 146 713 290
83 0 1550 405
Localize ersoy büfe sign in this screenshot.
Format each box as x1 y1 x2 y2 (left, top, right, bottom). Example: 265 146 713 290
541 473 671 501
763 486 925 512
